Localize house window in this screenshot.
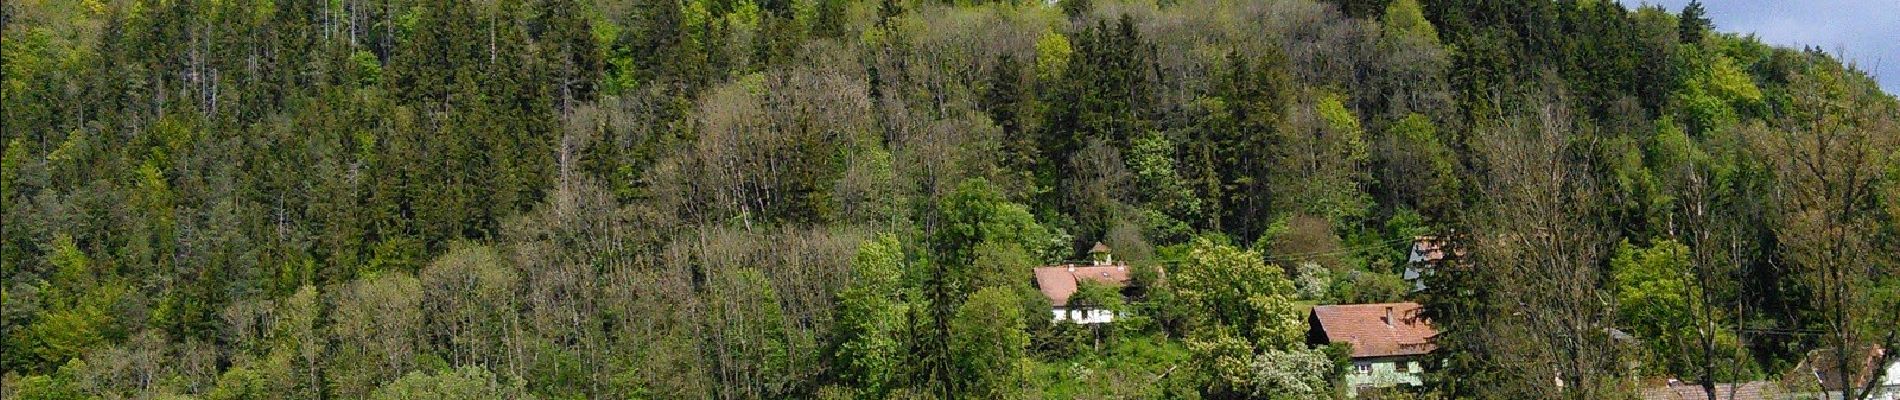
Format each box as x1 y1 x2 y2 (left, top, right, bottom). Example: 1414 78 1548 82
1356 363 1371 374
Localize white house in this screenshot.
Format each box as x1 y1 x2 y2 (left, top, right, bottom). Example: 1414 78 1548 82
1033 243 1135 324
1308 302 1438 396
1404 235 1461 292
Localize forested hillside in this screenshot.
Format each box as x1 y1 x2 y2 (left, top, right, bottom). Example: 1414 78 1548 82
3 0 1898 398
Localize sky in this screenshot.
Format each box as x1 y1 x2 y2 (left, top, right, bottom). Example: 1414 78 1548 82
1614 0 1900 94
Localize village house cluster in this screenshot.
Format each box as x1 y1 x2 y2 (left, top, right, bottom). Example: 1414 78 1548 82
1030 239 1900 399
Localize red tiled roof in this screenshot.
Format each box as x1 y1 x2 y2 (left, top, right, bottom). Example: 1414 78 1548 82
1033 265 1131 306
1640 381 1773 400
1311 303 1438 358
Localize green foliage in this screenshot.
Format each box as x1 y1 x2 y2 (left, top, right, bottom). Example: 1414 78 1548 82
1069 280 1127 318
1197 47 1295 239
1329 270 1410 304
930 178 1054 271
707 268 794 397
1678 0 1710 44
1381 114 1462 219
11 363 89 400
1026 335 1199 399
1246 346 1335 400
1127 131 1201 242
832 235 909 396
1379 0 1440 48
208 367 272 400
1166 237 1322 397
951 286 1029 399
1278 92 1373 224
1170 236 1302 348
1675 51 1766 135
1611 240 1751 380
1034 29 1073 82
25 234 126 370
2 0 1896 397
369 366 536 400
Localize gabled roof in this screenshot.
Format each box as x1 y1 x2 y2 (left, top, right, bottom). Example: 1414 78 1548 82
1033 265 1131 306
1089 242 1112 254
1311 303 1437 358
1797 346 1892 391
1409 235 1464 264
1640 381 1774 400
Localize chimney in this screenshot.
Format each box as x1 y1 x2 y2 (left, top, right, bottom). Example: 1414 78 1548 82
1384 306 1395 327
1067 264 1075 272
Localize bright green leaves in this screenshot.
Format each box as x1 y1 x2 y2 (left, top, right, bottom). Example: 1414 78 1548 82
46 234 91 287
24 234 126 370
1675 51 1766 135
1171 237 1302 349
1704 56 1764 108
350 50 383 86
1611 240 1695 335
1379 0 1440 48
707 268 795 397
950 287 1029 399
832 235 909 397
11 361 90 400
26 288 123 370
1379 113 1461 219
1278 92 1373 224
1034 29 1073 82
1128 131 1201 241
1169 236 1319 397
1315 94 1369 166
930 178 1054 270
1610 240 1750 380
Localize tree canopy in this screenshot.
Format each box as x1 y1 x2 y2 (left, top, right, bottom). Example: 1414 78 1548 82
4 0 1897 398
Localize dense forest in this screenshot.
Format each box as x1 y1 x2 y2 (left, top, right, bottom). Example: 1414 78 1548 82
3 0 1899 398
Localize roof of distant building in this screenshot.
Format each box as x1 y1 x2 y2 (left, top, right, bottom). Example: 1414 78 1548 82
1796 346 1892 391
1409 235 1464 264
1311 302 1438 358
1033 265 1131 306
1639 381 1774 400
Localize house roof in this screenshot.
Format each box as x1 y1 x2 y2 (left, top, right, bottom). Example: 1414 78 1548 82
1033 265 1131 306
1409 235 1463 264
1311 303 1437 358
1090 242 1112 254
1639 381 1774 400
1797 346 1891 391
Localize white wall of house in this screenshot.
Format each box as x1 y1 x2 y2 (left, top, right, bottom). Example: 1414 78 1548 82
1344 357 1425 397
1051 307 1116 324
1887 359 1900 386
1882 360 1900 400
